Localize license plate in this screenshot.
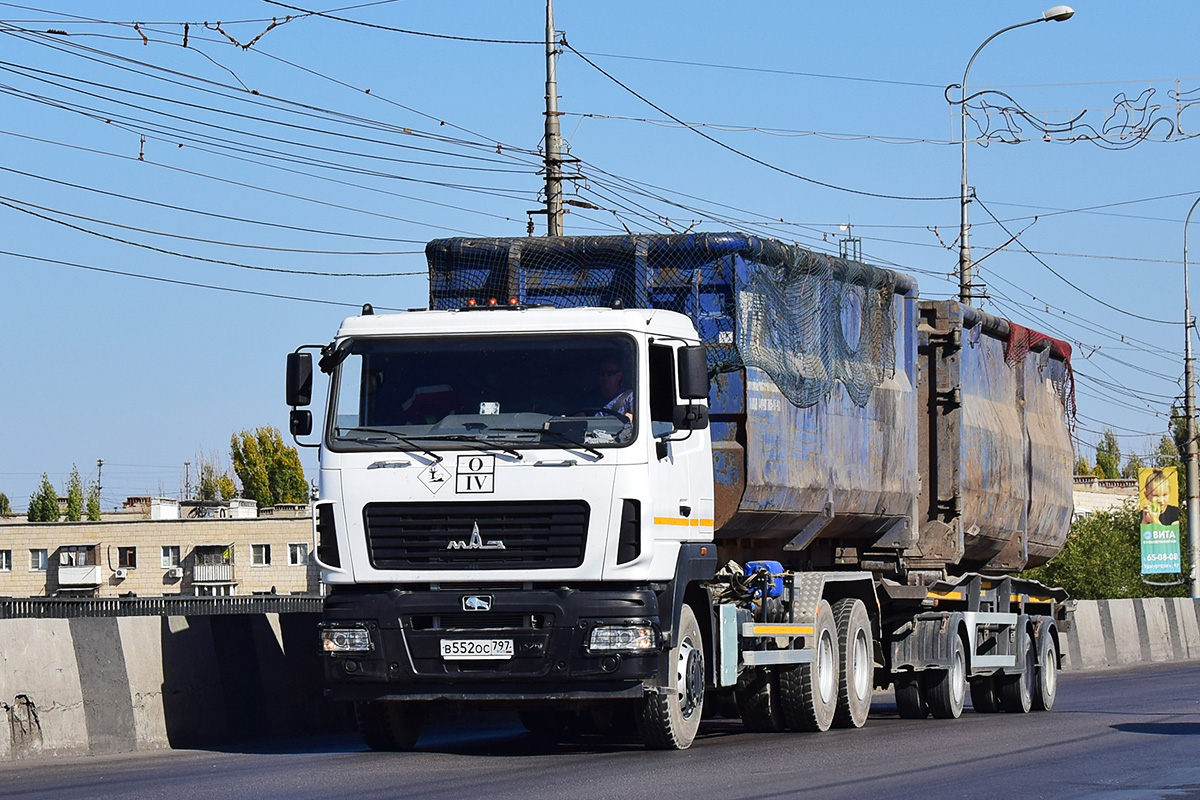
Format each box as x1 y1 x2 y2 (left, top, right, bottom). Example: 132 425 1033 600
440 638 514 660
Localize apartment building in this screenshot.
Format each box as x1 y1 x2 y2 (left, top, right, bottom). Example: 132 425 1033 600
0 511 319 598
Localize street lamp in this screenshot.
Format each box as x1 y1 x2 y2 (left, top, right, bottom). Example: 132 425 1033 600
958 6 1075 305
1183 196 1200 598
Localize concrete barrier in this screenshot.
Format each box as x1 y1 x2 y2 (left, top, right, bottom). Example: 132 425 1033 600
0 598 1197 759
0 612 350 760
1061 598 1200 671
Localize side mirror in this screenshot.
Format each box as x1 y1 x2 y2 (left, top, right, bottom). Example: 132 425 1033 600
290 409 313 437
673 404 709 431
286 352 313 407
677 345 709 400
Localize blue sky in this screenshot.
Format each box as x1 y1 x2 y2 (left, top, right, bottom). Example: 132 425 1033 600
2 1 1196 510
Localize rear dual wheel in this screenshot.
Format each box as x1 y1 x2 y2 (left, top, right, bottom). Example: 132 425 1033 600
779 599 839 732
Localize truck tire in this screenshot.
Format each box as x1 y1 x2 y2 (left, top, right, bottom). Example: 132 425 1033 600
894 673 927 719
926 633 966 719
969 675 1001 713
998 629 1035 713
779 598 838 732
355 700 423 751
831 598 873 729
636 604 705 750
735 669 786 732
1033 630 1058 712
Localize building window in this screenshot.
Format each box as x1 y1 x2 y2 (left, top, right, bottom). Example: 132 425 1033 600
118 547 137 569
0 551 10 572
60 545 97 567
161 545 181 568
251 544 271 567
288 543 309 566
30 549 48 572
196 584 234 597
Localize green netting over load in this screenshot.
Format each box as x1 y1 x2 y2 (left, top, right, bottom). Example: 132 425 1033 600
425 233 911 408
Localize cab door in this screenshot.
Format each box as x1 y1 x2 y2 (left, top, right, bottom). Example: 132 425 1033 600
646 342 711 542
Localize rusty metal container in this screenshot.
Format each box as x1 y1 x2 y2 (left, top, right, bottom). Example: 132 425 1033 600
915 301 1073 574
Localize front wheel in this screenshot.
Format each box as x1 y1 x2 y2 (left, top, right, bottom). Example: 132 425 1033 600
637 604 705 750
355 701 423 751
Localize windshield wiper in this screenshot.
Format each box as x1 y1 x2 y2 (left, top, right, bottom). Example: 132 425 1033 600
338 427 443 463
485 427 603 459
417 433 523 460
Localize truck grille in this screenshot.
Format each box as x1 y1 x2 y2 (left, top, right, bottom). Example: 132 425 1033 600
363 501 589 570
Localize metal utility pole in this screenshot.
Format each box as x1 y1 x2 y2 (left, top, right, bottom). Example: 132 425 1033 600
1184 196 1200 598
184 461 191 501
96 458 103 500
543 0 564 236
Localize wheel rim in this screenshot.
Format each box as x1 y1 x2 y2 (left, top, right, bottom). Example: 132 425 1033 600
677 636 703 719
950 647 966 707
1041 639 1056 696
852 629 871 701
817 630 836 704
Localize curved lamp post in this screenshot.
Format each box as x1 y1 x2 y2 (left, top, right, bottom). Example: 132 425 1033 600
1184 196 1200 597
958 6 1075 305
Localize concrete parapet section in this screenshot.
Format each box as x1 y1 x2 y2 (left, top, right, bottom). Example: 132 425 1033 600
0 611 350 760
1062 598 1200 671
2 598 1199 758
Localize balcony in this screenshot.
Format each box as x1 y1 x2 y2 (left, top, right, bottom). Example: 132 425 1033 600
58 565 101 587
193 563 235 584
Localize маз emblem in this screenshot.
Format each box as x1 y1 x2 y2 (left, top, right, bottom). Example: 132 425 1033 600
462 595 493 611
446 521 506 551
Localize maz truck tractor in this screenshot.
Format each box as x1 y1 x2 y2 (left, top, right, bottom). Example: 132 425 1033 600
286 233 1073 750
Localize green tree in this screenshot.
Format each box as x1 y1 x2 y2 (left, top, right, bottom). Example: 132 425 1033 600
1094 429 1121 483
230 427 308 509
85 481 102 521
1024 502 1190 599
1074 455 1091 476
1121 452 1144 480
1154 433 1183 471
194 450 237 501
65 464 84 522
0 492 10 515
26 473 59 522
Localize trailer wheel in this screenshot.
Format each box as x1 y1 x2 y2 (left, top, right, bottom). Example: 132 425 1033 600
1033 631 1058 712
355 700 423 751
831 598 873 728
926 633 966 719
636 604 704 750
735 669 786 732
998 630 1035 713
779 598 838 732
969 675 1001 713
894 674 927 719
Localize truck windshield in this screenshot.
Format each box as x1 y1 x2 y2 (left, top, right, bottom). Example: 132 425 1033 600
328 333 637 452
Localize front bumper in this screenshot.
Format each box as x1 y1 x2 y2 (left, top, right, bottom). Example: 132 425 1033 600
321 586 663 702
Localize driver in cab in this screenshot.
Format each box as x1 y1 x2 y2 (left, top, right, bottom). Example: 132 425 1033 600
578 356 634 421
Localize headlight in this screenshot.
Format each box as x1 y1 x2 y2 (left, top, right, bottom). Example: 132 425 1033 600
320 625 374 653
588 624 660 652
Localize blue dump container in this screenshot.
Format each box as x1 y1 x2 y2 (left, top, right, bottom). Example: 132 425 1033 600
426 234 1073 578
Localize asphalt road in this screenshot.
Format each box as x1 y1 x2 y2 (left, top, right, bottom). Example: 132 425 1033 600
1 663 1198 800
